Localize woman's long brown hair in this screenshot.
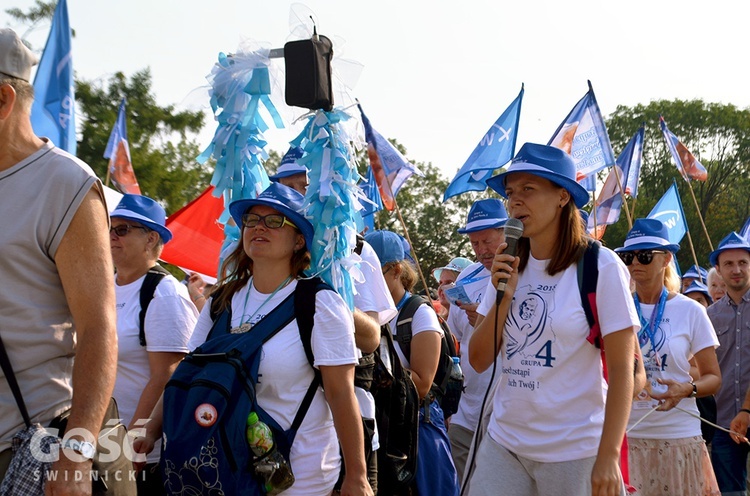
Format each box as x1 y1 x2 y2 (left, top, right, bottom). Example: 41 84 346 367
211 229 311 313
516 199 587 276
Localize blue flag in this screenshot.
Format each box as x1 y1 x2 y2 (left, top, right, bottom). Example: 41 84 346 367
647 180 689 245
30 0 76 155
104 98 140 194
443 85 524 202
740 216 750 243
358 103 421 211
621 125 644 198
548 80 615 182
359 166 382 232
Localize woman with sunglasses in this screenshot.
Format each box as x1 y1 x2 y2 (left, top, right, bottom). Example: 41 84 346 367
468 143 640 496
134 183 371 496
109 194 198 494
616 218 721 496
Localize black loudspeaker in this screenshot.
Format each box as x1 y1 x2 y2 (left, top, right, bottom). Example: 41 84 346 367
284 35 334 111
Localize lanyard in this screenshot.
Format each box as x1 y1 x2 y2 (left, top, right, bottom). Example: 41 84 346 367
396 291 411 311
633 288 668 366
458 264 488 285
241 276 292 325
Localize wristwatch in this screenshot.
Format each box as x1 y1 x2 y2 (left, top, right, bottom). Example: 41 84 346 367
689 381 698 398
62 438 96 460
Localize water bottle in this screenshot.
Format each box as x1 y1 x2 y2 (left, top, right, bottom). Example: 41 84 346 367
450 357 463 380
246 412 295 494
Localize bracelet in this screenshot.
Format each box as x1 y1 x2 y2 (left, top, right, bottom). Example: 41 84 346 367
740 408 750 415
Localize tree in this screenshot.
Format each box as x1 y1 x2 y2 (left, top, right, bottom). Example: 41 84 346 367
76 70 211 213
603 99 750 268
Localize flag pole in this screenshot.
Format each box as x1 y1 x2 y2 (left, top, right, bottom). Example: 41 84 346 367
381 174 436 309
682 178 713 251
612 166 633 228
104 161 111 187
684 225 701 274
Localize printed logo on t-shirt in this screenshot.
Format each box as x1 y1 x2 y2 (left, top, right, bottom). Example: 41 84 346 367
636 319 671 404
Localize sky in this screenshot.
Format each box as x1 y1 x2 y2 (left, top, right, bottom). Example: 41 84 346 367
4 0 750 184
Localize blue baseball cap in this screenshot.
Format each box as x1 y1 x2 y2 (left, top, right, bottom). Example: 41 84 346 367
486 142 590 208
269 146 307 181
682 264 708 282
615 218 680 253
111 194 173 243
709 232 750 266
365 230 405 265
228 182 314 249
457 199 508 234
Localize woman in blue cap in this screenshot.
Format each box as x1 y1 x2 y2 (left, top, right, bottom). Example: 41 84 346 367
135 183 371 496
468 143 640 496
616 218 720 496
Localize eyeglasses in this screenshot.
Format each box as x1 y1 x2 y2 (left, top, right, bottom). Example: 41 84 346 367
618 250 667 266
110 224 149 237
242 213 297 230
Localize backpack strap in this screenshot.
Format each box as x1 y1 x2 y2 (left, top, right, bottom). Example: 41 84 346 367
294 277 332 377
0 334 31 428
394 294 427 361
578 240 602 348
138 264 171 347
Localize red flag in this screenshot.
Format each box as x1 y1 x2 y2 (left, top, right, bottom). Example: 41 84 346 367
160 187 225 279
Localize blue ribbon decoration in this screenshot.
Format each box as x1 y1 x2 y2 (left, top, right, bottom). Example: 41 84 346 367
197 48 285 275
291 109 370 310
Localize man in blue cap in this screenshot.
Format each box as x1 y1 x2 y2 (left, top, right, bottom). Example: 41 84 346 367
0 29 126 494
447 198 508 479
270 146 309 195
707 232 750 494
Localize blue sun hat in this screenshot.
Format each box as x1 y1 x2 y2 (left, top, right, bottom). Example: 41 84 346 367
457 199 508 234
682 264 708 282
269 146 307 181
683 280 713 305
110 194 173 243
486 142 590 208
364 230 405 266
228 182 314 249
432 257 473 283
614 218 680 253
709 232 750 266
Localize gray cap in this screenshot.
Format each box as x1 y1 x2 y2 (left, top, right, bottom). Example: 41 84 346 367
0 29 39 82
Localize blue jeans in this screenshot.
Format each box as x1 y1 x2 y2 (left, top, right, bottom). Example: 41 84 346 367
711 430 750 495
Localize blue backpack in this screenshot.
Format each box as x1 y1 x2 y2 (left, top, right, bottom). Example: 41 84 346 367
160 277 327 495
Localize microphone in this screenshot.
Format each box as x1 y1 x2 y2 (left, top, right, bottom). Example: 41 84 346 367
496 218 524 305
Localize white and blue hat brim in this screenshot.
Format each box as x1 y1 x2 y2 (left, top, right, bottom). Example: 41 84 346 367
614 235 680 253
457 217 508 234
487 163 590 209
269 163 308 181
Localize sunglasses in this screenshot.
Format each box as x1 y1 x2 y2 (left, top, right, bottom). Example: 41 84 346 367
618 250 667 266
110 224 149 237
242 213 297 230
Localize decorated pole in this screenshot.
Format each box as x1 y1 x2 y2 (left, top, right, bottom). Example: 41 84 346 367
612 165 633 228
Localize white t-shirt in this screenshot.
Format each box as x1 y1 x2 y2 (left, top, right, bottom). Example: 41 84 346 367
448 262 501 431
477 247 639 463
189 279 358 496
352 241 397 451
627 293 719 439
113 273 197 463
381 298 443 372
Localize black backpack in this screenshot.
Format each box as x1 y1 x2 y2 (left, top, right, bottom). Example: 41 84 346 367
394 294 463 417
137 264 171 346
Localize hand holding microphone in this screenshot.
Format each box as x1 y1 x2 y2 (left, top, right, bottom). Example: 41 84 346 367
495 218 524 306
